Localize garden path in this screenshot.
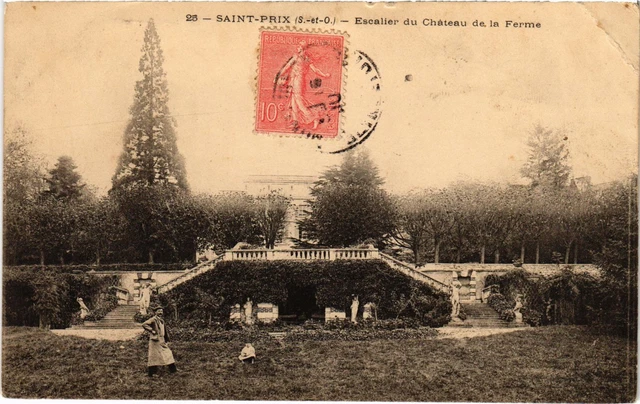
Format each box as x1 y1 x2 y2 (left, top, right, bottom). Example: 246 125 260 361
50 328 142 341
437 326 530 339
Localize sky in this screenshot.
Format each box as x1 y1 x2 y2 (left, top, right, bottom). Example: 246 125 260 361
4 2 638 195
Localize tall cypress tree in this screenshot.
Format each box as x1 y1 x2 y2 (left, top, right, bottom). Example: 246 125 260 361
112 19 188 191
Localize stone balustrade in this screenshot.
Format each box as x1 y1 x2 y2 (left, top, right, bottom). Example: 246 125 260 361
224 248 380 261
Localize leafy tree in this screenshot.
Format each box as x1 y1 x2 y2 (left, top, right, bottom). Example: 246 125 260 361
393 192 431 265
591 174 637 338
254 191 290 249
199 192 261 251
73 197 127 265
113 185 203 263
112 19 187 191
520 125 572 189
300 151 396 247
518 190 552 264
3 127 46 265
393 189 454 264
43 156 86 200
549 188 593 264
3 126 45 204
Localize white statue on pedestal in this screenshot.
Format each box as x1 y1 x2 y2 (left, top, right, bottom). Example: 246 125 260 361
139 284 152 315
350 296 359 324
450 281 461 319
244 298 254 325
77 297 90 319
514 295 523 323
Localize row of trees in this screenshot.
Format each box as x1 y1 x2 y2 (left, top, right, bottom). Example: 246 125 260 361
3 156 290 265
4 20 291 266
392 180 636 265
4 19 636 272
297 148 636 267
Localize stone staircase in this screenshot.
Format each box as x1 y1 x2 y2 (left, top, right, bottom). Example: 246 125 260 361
74 304 140 329
450 303 524 328
156 256 223 294
378 252 450 293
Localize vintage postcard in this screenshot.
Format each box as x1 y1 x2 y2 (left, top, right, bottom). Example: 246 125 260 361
3 2 638 402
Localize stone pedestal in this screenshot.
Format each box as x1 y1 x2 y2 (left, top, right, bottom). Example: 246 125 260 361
363 303 374 320
514 311 523 323
230 304 242 322
257 303 279 323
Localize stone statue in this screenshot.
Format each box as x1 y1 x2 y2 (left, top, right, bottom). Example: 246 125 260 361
350 296 359 323
513 295 523 323
450 281 461 319
139 283 152 315
77 297 90 319
244 298 254 325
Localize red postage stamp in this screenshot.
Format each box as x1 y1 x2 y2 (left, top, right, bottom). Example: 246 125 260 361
255 30 345 139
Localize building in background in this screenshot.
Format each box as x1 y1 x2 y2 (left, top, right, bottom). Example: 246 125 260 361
244 175 316 246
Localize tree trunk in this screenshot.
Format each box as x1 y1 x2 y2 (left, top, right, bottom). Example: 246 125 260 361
40 249 45 267
573 241 578 264
96 250 101 266
564 243 571 265
59 255 65 265
39 314 50 330
413 245 420 266
148 250 155 264
480 245 485 264
434 240 441 264
456 248 461 263
520 244 526 263
494 249 500 264
535 241 540 264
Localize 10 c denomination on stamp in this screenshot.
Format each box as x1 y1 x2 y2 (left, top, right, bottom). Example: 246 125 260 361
255 30 345 139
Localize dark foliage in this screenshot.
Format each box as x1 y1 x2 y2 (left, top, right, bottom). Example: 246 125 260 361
3 267 118 328
3 263 193 273
162 260 450 327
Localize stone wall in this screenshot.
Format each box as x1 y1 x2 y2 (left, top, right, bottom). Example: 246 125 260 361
418 264 600 301
91 271 186 303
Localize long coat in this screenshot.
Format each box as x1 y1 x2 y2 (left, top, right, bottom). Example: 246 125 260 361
142 316 175 367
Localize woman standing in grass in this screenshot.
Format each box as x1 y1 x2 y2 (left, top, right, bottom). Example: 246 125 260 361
142 307 177 377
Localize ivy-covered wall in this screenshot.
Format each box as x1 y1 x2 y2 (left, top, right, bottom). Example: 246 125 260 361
3 267 119 329
160 259 451 327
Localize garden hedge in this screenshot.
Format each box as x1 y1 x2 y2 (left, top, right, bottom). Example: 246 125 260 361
3 263 193 273
160 259 451 327
3 266 118 328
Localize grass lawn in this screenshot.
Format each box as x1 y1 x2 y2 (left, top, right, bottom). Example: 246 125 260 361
2 325 636 402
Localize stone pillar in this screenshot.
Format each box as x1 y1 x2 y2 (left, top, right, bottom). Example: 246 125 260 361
470 271 477 302
325 307 346 322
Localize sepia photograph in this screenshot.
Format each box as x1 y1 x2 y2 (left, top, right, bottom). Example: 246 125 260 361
2 2 638 401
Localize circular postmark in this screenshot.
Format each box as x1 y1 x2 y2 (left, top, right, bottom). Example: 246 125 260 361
316 49 382 154
256 29 382 153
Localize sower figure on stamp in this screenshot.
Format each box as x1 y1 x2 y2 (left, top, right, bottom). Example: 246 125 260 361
275 40 330 130
142 307 177 377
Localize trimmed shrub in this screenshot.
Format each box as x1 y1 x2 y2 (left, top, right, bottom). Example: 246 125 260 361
487 293 515 322
84 292 119 322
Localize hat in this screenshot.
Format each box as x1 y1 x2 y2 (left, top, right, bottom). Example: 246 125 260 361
151 305 164 312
